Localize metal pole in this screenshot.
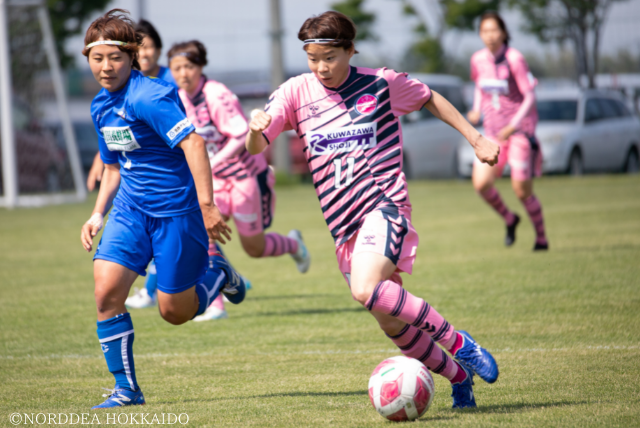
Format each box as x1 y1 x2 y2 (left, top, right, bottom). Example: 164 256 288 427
38 5 86 201
269 0 290 175
138 0 145 20
0 0 18 208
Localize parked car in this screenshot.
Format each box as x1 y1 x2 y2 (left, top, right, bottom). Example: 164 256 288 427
0 98 66 193
457 88 640 177
401 74 468 178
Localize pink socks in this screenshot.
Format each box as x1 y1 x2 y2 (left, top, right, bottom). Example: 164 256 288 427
479 187 516 226
522 195 547 244
388 325 467 384
262 233 299 257
365 280 455 345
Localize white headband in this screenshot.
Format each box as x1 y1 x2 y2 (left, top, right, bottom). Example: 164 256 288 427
303 38 340 45
85 40 129 49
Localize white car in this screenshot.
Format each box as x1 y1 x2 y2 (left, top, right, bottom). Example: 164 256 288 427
457 88 640 176
401 74 468 178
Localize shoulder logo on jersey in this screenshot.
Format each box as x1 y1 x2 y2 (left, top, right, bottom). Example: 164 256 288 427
309 122 377 155
354 94 379 116
101 126 141 152
167 118 191 140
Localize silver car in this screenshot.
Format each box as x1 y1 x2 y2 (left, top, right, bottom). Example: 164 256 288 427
402 74 468 178
457 88 640 176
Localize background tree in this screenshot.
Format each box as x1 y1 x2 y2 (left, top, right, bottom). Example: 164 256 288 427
330 0 376 41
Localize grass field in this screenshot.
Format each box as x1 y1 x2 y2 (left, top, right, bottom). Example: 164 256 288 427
1 175 639 427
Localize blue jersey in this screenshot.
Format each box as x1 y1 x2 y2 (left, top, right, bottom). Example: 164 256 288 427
155 66 177 87
92 70 198 218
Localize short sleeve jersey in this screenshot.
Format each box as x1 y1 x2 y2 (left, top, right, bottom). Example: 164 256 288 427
155 66 177 87
91 70 198 217
179 77 267 180
263 66 431 245
470 46 538 137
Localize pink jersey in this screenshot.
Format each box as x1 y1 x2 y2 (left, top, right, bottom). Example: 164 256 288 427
179 77 267 179
263 66 431 245
470 46 538 137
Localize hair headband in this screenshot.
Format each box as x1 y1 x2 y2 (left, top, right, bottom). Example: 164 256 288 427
303 38 342 45
85 40 129 49
169 51 202 63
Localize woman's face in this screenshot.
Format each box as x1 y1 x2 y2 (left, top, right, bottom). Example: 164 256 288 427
88 41 133 92
306 44 354 88
479 18 506 53
170 55 203 93
138 35 161 76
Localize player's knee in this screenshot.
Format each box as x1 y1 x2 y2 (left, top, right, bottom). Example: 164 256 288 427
351 287 373 306
244 245 263 258
159 307 190 326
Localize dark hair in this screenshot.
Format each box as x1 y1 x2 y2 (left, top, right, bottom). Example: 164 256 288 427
167 40 208 66
298 11 358 53
136 19 162 49
479 11 510 45
82 9 142 69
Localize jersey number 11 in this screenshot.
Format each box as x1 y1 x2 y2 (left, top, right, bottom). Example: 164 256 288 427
333 157 355 189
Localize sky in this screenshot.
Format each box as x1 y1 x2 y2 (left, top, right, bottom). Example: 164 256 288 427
68 0 640 74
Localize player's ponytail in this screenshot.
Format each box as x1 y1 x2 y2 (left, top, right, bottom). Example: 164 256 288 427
298 11 359 54
82 9 142 70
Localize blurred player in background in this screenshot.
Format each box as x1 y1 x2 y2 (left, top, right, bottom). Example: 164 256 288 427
80 9 246 408
247 11 500 409
168 40 311 321
467 12 548 251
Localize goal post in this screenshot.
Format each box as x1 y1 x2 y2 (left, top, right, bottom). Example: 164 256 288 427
0 0 86 208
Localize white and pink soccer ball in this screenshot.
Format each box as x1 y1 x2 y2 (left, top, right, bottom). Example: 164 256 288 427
368 356 435 421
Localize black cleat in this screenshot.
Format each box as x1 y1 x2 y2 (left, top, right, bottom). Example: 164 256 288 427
505 214 520 247
533 241 549 251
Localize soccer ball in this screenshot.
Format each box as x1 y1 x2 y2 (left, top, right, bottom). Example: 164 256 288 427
368 356 435 421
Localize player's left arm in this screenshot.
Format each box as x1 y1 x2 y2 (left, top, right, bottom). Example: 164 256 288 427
178 132 232 243
424 90 499 166
498 53 537 140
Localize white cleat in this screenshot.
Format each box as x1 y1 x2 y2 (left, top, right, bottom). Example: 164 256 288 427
192 305 228 322
124 288 156 309
288 229 311 273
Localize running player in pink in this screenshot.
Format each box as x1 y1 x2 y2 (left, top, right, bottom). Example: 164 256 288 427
467 12 548 251
246 11 501 409
169 41 310 320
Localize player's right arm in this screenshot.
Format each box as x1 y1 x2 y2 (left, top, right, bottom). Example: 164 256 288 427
246 111 271 155
81 162 121 252
86 152 105 191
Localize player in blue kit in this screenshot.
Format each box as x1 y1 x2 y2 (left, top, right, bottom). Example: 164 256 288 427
79 9 246 409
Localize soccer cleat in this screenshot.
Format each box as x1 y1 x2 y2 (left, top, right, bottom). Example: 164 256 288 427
91 388 145 409
192 305 228 322
533 241 549 251
222 276 251 303
451 367 476 409
454 331 499 384
505 214 520 247
124 288 156 309
209 254 246 305
288 230 311 273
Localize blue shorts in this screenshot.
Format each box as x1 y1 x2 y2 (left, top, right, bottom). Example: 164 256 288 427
94 201 208 294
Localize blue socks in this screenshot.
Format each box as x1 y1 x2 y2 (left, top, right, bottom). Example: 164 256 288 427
144 260 158 297
194 269 226 317
96 313 138 392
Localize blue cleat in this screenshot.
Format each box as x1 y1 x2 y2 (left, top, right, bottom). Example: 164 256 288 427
209 253 246 304
451 367 476 409
91 388 145 409
454 331 499 384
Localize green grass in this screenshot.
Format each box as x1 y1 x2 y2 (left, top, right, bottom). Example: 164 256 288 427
1 175 639 427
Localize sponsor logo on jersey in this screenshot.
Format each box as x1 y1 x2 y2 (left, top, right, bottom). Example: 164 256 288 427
167 118 191 140
228 114 248 135
308 105 321 118
354 94 379 116
309 122 377 155
478 78 509 95
101 126 141 152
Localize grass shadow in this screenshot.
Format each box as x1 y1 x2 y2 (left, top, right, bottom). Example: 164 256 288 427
154 390 368 405
464 400 592 414
245 294 340 301
244 307 366 318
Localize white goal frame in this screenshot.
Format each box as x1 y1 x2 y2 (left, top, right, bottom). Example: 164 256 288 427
0 0 86 208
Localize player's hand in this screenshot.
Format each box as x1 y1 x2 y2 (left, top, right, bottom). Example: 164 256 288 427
202 205 232 244
467 110 481 125
473 135 500 166
81 213 103 252
248 111 272 135
86 154 105 192
497 124 516 141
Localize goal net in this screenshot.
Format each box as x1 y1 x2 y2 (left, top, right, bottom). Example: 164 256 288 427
0 0 86 208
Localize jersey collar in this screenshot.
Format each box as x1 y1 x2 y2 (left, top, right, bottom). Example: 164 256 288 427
317 66 356 92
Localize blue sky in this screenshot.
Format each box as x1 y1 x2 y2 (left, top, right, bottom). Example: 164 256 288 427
69 0 640 74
